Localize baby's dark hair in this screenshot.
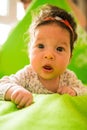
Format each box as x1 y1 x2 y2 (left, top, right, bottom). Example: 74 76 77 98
29 4 77 52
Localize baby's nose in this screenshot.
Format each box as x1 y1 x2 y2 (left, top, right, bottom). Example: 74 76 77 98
44 52 55 60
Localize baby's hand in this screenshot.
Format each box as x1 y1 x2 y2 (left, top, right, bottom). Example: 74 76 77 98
11 87 33 109
57 86 77 96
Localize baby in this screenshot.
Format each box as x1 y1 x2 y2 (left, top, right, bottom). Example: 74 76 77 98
0 4 87 108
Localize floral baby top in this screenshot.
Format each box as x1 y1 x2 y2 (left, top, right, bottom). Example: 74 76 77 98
0 65 87 100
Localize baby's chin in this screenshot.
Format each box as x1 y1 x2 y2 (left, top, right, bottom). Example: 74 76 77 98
39 73 60 81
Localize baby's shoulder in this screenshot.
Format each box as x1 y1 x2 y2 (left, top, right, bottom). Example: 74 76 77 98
23 65 37 77
15 64 36 77
60 69 80 86
62 69 77 79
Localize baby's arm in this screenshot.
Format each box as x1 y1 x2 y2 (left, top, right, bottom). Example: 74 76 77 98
5 86 33 108
57 86 77 96
0 65 34 108
57 69 87 96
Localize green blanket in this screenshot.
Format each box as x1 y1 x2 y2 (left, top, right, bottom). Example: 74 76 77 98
0 94 87 130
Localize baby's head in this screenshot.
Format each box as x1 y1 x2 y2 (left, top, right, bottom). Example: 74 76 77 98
28 4 78 79
29 4 77 53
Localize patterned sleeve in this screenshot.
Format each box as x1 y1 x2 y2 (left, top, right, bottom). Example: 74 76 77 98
66 70 87 96
0 65 31 100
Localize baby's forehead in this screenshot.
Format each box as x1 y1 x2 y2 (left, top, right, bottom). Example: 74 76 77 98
32 25 70 42
34 22 70 37
31 21 71 35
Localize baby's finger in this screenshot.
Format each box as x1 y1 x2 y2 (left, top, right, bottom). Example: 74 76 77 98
17 105 23 109
11 89 20 101
57 87 62 94
68 90 77 96
13 95 21 104
24 98 33 107
18 96 31 108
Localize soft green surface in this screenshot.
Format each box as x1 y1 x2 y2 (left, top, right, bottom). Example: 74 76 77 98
68 30 87 84
0 94 87 130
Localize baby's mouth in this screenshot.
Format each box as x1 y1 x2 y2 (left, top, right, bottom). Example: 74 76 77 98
43 65 53 71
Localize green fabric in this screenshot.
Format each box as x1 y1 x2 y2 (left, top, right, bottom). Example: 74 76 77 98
0 94 87 130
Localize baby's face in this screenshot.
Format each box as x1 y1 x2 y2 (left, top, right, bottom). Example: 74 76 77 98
29 23 71 80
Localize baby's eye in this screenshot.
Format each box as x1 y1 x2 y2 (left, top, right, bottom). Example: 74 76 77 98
38 44 44 49
56 47 65 52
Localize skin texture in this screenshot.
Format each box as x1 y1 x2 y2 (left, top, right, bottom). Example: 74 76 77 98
5 23 76 108
30 24 71 91
5 86 33 108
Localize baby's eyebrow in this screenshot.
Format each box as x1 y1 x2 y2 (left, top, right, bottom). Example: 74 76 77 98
57 42 69 47
36 38 43 41
35 37 45 43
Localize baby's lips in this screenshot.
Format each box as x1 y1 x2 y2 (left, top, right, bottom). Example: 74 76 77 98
43 65 53 70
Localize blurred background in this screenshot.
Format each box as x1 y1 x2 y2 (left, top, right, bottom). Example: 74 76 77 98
0 0 87 46
0 0 25 46
0 0 86 46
